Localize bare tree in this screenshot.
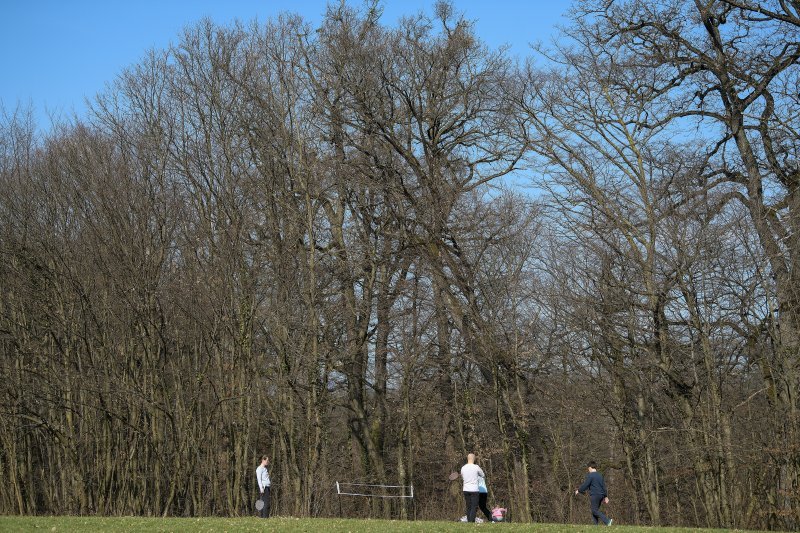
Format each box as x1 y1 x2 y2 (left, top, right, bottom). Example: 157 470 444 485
562 1 799 526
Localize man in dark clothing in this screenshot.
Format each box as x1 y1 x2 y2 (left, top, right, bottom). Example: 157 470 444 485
575 461 612 526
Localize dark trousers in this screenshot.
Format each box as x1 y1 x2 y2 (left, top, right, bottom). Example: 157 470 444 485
478 492 492 521
463 491 479 522
259 487 271 518
590 494 609 525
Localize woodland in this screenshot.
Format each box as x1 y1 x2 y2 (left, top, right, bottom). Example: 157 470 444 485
0 1 798 529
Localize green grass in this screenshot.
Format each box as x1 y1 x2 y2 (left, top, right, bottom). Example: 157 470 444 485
0 516 764 533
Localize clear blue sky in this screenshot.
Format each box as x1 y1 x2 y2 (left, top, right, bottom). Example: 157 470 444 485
0 1 572 127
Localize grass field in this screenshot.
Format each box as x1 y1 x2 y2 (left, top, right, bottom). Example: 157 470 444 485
0 516 764 533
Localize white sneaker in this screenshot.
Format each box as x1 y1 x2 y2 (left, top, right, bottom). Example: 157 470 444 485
476 517 484 523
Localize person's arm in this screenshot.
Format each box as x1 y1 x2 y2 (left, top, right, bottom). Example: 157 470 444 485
575 475 590 495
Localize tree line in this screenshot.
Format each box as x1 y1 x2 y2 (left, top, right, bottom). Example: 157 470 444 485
0 0 798 529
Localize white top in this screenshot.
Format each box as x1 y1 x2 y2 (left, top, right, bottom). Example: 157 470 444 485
256 464 271 491
461 463 485 492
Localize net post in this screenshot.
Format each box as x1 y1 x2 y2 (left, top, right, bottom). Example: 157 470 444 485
411 485 416 521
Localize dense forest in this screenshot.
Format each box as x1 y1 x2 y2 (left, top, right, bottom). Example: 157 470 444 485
1 0 798 529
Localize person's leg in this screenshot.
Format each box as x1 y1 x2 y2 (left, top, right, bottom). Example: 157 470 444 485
478 492 492 521
590 495 609 525
466 492 479 522
264 486 271 518
258 489 268 518
598 500 609 525
589 495 599 525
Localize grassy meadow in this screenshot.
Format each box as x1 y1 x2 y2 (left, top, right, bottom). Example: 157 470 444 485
0 516 765 532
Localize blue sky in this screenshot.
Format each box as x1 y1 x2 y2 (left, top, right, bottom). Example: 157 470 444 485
1 1 572 127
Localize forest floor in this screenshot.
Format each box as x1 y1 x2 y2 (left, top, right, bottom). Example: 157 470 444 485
0 516 766 532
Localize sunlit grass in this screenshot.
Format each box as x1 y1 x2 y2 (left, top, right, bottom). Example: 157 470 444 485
0 516 765 532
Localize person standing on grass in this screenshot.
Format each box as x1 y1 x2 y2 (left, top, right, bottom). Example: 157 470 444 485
460 453 485 523
575 461 612 526
256 455 271 518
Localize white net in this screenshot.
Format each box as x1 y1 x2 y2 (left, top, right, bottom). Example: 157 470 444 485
335 481 414 499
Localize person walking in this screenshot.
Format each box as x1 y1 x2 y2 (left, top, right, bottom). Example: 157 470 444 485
477 471 493 523
575 461 612 526
460 453 485 523
256 455 271 518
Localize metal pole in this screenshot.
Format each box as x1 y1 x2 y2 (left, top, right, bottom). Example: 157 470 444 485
411 485 416 521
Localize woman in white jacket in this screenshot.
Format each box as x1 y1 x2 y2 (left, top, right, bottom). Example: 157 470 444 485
255 456 271 518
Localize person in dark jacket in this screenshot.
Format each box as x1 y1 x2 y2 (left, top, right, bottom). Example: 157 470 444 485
575 461 612 526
